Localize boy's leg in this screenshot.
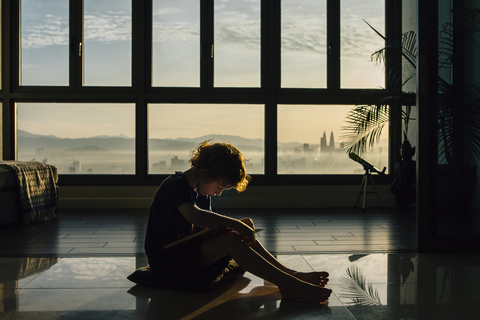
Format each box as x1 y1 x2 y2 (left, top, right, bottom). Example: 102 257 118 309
248 240 329 287
236 218 327 286
200 231 331 303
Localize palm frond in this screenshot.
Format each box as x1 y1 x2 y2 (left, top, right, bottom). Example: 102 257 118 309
339 265 382 306
401 31 417 67
463 8 480 47
341 90 415 156
364 19 417 69
438 83 480 166
370 47 386 66
341 105 390 155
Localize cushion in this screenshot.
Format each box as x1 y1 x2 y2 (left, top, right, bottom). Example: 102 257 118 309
127 259 245 292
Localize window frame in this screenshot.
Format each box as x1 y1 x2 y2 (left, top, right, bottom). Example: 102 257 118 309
1 0 399 187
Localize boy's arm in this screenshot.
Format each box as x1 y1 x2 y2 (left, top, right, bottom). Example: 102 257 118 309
178 202 255 243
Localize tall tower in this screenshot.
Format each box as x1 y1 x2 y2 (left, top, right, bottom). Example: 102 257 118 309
320 130 336 153
320 131 327 152
329 131 335 150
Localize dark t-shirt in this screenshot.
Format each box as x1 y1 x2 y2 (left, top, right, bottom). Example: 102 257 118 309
144 172 211 270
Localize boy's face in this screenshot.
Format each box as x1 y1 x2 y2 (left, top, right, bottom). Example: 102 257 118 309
196 176 232 197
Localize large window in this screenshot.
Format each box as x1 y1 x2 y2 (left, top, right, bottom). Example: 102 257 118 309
3 0 394 185
152 0 200 87
214 0 261 87
281 0 327 88
148 104 264 174
20 0 69 86
340 0 385 88
83 0 132 86
17 103 135 174
278 105 388 174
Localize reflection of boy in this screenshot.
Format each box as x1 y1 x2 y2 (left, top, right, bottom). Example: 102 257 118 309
145 140 331 303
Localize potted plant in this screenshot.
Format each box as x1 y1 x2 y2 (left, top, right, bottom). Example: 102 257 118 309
341 8 480 210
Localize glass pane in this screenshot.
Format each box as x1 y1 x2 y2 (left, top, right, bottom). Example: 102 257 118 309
20 0 69 86
83 0 131 86
402 0 417 94
402 0 418 168
17 103 135 174
278 105 388 174
152 0 200 87
148 104 264 174
214 0 260 87
436 1 480 236
281 0 327 88
340 0 385 88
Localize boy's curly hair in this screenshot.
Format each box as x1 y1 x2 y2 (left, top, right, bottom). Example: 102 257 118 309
189 140 251 192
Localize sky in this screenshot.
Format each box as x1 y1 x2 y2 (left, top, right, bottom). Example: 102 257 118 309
18 0 386 143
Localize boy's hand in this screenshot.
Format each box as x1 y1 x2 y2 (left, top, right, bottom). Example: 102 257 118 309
237 218 256 245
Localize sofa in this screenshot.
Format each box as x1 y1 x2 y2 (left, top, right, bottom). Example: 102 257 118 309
0 161 58 225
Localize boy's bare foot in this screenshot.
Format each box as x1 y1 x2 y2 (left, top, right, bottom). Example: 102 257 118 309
292 271 329 287
279 280 332 304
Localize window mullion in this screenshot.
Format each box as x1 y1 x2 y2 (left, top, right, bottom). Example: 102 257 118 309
135 0 148 178
3 0 16 160
386 0 402 174
70 0 83 89
263 0 280 178
327 0 340 91
200 0 214 90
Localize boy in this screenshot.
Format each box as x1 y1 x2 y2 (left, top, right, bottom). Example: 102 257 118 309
145 140 331 303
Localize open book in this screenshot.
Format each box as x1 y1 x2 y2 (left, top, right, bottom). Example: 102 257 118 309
163 226 264 251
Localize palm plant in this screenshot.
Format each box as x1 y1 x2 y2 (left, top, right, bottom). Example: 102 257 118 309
341 21 417 156
341 9 480 172
339 264 382 306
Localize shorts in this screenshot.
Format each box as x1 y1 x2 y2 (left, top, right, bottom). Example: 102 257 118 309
149 240 232 284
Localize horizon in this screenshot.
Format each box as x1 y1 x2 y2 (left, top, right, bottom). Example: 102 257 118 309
17 128 389 146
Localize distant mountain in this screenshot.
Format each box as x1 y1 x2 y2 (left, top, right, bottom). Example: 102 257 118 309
64 145 108 152
90 134 133 139
171 134 266 151
17 130 303 153
18 132 135 152
18 129 60 139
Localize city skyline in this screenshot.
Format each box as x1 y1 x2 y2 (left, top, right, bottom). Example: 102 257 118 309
18 128 388 175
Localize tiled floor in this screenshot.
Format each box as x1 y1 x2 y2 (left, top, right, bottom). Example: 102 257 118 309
0 208 417 256
1 208 479 319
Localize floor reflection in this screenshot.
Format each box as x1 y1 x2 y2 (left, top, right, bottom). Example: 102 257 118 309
0 253 479 319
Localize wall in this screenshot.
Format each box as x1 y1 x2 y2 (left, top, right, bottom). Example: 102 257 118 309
467 0 480 211
0 103 2 160
59 184 396 209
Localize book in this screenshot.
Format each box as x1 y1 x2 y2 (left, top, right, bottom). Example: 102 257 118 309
163 226 264 251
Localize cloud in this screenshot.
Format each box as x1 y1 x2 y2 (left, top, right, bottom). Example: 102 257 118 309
281 12 327 55
21 15 69 49
154 7 181 15
214 21 260 51
341 21 384 59
21 11 131 49
153 22 199 42
21 4 384 61
212 5 261 51
84 12 131 42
